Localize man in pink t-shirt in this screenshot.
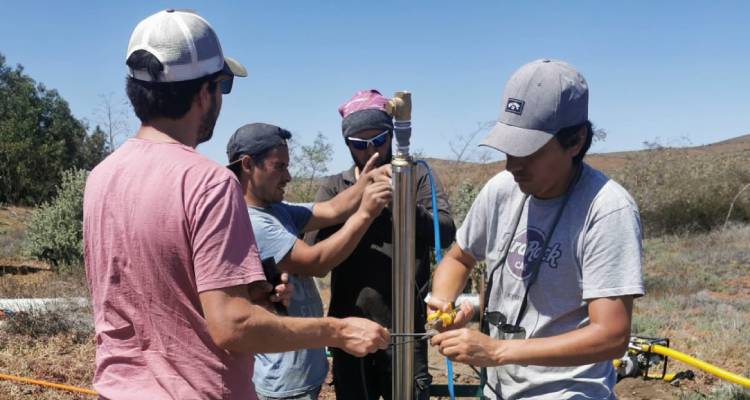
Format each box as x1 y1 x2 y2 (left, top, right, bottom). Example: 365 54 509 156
84 10 389 400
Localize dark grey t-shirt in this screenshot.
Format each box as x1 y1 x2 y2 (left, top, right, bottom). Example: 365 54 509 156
457 164 644 400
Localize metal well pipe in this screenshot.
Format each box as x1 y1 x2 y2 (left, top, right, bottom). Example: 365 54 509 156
392 154 416 400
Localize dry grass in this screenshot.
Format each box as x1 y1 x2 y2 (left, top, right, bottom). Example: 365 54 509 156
0 332 95 399
610 147 750 236
0 270 88 299
0 206 33 259
621 225 750 399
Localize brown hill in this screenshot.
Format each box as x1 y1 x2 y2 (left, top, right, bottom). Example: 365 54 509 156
424 132 750 188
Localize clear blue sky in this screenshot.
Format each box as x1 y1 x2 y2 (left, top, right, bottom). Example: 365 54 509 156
2 1 748 172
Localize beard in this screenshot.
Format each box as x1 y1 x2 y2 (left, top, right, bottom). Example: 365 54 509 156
351 145 392 171
196 92 219 145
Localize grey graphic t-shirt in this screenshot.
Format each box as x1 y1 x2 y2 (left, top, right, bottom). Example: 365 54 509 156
248 202 328 397
457 164 644 400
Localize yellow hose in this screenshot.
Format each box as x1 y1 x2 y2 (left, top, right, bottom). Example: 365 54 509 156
641 344 750 388
0 372 97 396
646 372 676 382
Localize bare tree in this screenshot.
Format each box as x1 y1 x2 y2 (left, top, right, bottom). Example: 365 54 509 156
94 93 131 152
448 120 495 163
591 124 607 143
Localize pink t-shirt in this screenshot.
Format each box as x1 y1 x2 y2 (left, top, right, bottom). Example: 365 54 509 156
83 138 265 400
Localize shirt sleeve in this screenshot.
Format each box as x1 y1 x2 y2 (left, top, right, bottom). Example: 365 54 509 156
283 202 314 233
581 206 645 300
251 212 300 265
455 182 492 263
192 179 265 292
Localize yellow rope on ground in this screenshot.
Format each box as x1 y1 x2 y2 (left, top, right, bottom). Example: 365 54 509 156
0 372 97 396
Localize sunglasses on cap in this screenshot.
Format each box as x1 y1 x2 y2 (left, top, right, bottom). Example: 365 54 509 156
346 129 390 151
484 311 526 340
215 74 234 94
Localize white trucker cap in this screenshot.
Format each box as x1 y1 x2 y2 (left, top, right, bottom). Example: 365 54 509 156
126 9 247 82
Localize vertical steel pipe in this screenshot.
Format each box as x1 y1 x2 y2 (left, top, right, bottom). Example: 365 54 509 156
392 154 416 400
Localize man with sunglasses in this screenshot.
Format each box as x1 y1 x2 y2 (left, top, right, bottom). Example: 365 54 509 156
305 89 456 399
428 60 644 399
84 11 389 400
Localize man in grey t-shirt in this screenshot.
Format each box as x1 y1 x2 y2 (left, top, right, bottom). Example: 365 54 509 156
429 59 644 400
226 123 392 399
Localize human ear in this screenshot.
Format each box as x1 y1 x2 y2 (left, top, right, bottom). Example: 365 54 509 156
241 156 254 173
566 125 587 157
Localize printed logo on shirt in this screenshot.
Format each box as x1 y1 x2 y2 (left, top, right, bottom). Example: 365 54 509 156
505 227 562 279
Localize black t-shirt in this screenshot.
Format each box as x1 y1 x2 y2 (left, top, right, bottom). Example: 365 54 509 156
304 163 456 328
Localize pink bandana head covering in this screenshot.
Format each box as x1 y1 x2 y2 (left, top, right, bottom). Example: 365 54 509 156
338 89 391 119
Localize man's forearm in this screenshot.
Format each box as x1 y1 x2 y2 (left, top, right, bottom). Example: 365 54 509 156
493 296 633 366
231 305 344 353
495 320 630 367
306 182 364 231
285 211 374 277
202 286 345 353
431 245 474 302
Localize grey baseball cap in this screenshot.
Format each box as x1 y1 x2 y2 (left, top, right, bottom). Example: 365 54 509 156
126 9 247 82
480 59 588 157
226 123 292 166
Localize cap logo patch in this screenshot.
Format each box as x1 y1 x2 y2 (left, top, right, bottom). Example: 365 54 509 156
505 98 525 115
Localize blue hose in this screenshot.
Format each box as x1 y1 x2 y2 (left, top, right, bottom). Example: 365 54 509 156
415 160 455 400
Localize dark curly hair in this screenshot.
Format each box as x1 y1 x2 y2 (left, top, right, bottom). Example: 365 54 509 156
554 120 593 164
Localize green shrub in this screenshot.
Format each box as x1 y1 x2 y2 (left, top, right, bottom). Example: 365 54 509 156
22 169 87 270
450 181 481 226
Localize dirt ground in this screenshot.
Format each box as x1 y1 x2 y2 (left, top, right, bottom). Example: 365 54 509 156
314 343 692 400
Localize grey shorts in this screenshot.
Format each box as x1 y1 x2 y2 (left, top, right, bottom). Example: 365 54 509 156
256 386 321 400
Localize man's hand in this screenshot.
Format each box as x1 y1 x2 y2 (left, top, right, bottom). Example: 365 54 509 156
356 153 391 184
358 179 392 219
431 328 504 367
426 297 474 331
334 317 390 357
270 272 293 307
247 274 293 311
366 163 392 184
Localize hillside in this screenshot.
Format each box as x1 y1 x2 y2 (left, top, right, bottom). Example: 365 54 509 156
424 132 750 188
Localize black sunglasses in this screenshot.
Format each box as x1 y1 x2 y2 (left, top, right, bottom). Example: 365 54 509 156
215 74 234 94
346 129 390 151
484 311 526 338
